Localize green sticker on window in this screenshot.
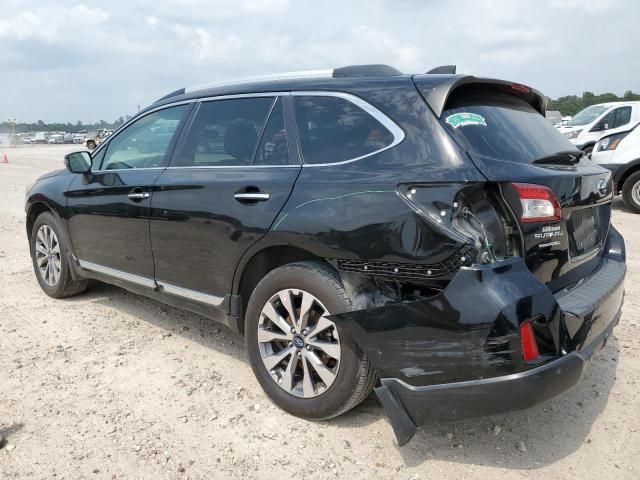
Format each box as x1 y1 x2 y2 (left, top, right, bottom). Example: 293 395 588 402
445 112 487 128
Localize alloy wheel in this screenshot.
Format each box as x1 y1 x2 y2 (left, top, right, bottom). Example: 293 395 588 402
35 224 61 287
632 180 640 207
257 289 341 398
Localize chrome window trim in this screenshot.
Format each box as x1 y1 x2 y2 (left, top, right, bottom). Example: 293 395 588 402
291 91 406 167
91 166 166 173
196 91 291 103
156 280 224 307
166 165 299 171
78 260 156 288
93 90 404 170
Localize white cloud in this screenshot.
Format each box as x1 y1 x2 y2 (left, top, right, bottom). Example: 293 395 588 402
550 0 614 14
0 0 639 122
0 4 108 42
350 25 421 71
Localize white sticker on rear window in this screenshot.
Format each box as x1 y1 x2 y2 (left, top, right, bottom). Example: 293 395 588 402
445 112 487 128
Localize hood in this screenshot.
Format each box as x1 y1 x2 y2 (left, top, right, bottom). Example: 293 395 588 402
35 168 68 182
556 125 583 133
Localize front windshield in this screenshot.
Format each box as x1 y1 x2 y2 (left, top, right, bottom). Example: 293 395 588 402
566 105 609 126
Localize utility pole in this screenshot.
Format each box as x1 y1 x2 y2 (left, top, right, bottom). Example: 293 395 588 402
7 118 17 147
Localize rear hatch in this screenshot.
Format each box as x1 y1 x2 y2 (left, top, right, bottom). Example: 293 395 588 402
416 80 613 292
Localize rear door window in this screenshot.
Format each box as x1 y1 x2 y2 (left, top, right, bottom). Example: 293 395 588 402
293 95 394 164
441 91 576 164
175 97 274 167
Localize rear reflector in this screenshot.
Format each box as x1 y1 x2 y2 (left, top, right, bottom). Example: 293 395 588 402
519 321 540 362
510 182 561 223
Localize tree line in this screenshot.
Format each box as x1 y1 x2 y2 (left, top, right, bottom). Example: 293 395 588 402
548 90 640 116
0 116 132 134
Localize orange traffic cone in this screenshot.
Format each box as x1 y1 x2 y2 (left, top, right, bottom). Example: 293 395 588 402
1 153 8 164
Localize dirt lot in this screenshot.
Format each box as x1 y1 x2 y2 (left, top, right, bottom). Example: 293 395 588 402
1 145 639 479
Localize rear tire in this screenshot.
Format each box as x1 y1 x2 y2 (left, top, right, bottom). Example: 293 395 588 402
245 261 376 420
622 171 640 214
30 212 88 298
86 140 96 150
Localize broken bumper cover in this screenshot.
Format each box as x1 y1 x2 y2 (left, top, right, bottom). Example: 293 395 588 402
331 228 626 445
376 309 619 445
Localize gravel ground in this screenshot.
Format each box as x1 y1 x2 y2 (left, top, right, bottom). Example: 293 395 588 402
1 145 639 479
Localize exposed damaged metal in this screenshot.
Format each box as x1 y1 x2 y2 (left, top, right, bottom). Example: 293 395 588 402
330 228 625 445
335 244 475 281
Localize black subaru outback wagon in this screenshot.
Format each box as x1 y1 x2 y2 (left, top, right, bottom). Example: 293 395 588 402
26 65 626 444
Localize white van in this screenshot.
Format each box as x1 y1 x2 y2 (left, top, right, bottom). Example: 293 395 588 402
557 101 640 156
591 124 640 212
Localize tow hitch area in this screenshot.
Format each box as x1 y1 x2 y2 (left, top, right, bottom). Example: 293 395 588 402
329 249 625 445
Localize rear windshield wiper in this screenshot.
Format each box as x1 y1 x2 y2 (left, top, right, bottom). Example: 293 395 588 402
532 150 583 166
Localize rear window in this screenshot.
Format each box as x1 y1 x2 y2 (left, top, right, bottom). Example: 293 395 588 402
442 91 576 164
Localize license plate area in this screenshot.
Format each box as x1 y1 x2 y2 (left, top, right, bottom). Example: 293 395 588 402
567 207 602 259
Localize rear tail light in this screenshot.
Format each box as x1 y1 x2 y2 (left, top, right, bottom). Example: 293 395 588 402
519 320 540 362
510 183 561 223
510 83 531 94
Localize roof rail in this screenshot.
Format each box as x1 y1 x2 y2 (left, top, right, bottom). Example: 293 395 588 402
426 65 457 74
332 64 402 78
183 69 333 94
155 64 403 103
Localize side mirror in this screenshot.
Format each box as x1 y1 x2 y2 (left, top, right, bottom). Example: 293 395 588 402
64 151 92 174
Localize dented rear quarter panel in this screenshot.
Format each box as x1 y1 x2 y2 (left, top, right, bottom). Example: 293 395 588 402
329 257 561 387
241 80 486 280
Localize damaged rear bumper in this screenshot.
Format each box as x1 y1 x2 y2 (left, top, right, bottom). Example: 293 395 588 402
376 310 619 445
330 228 626 445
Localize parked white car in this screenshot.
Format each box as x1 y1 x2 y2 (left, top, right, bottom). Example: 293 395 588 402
591 124 640 212
557 102 640 156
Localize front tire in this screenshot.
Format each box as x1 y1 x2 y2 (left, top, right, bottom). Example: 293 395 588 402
245 261 376 420
30 212 88 298
86 140 96 150
622 171 640 214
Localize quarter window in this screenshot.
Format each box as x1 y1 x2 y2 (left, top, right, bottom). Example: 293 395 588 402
293 95 395 164
100 105 188 170
175 97 274 167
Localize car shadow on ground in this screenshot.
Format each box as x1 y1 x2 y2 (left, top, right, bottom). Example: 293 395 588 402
0 422 24 447
77 281 250 366
72 281 619 469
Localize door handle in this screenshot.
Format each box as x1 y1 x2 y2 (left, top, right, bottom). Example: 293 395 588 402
234 192 270 202
127 191 150 200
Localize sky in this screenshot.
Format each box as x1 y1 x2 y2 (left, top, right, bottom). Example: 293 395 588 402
1 0 639 123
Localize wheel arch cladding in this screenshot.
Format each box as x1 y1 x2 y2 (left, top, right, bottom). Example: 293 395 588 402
26 202 54 240
234 245 335 333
